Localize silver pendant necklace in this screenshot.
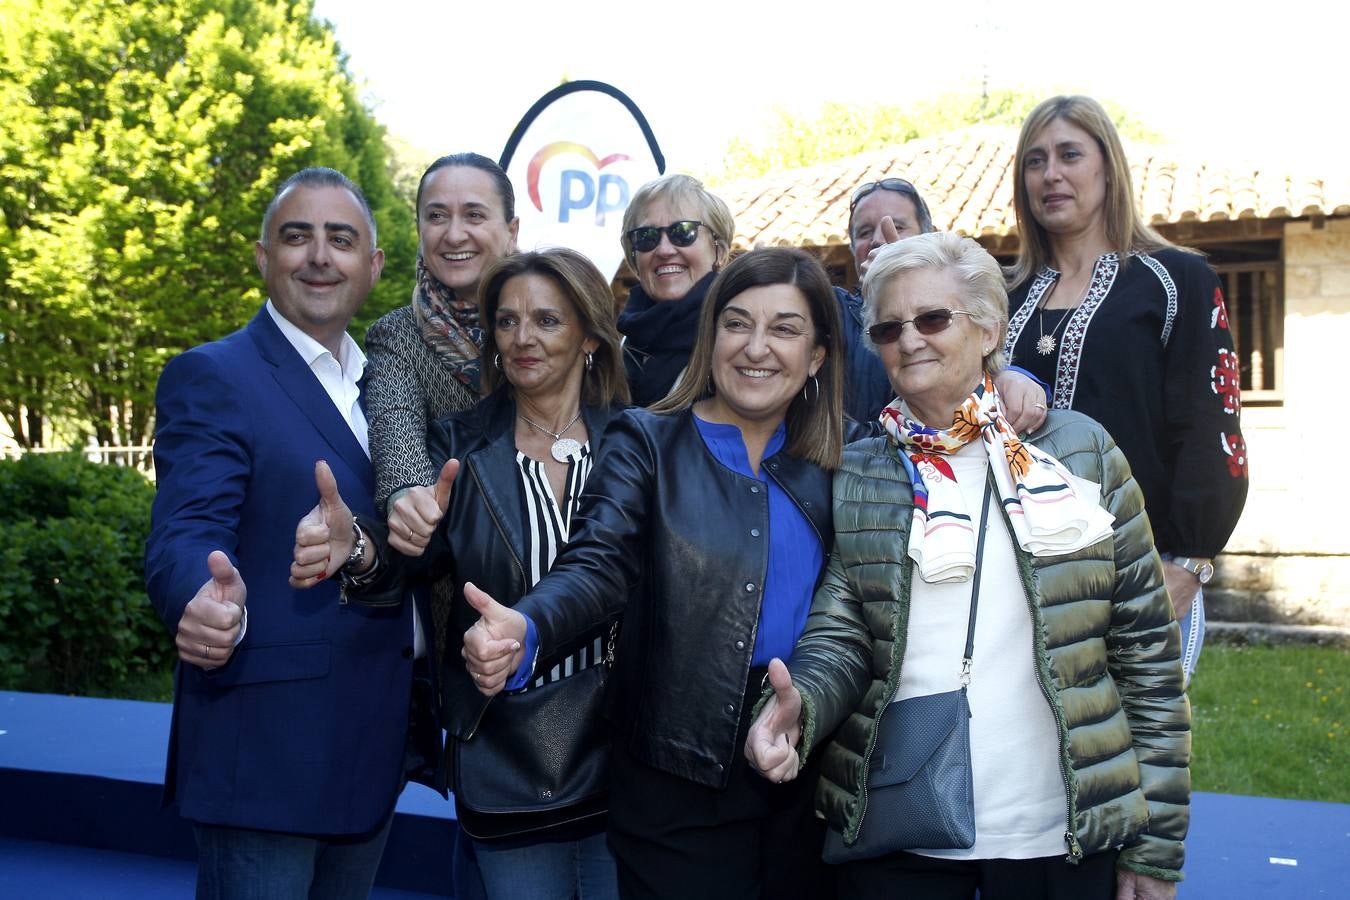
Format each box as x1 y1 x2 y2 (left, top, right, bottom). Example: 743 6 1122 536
1036 306 1073 356
519 409 583 462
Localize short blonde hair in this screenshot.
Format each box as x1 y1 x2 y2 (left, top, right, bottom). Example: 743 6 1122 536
620 174 735 272
862 232 1008 375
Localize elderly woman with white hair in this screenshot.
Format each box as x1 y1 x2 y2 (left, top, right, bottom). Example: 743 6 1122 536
746 232 1191 900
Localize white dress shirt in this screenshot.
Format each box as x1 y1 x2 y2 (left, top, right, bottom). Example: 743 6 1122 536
266 301 425 658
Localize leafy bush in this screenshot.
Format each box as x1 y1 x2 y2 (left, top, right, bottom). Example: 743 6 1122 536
0 452 172 694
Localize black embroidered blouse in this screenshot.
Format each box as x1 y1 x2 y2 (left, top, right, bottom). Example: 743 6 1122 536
1005 248 1248 558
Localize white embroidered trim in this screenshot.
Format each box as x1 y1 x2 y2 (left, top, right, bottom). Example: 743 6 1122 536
1136 253 1179 347
1004 256 1120 411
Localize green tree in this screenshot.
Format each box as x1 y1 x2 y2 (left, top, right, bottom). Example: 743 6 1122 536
0 0 415 448
716 90 1163 182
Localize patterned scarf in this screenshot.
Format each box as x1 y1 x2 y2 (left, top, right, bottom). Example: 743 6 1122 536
410 254 483 393
879 376 1114 583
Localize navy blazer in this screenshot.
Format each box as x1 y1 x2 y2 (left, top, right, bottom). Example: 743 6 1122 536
145 306 414 836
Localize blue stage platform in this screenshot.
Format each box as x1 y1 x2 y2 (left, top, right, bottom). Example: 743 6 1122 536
2 690 1347 898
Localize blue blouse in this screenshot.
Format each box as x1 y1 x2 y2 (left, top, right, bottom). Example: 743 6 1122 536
507 413 826 689
693 415 824 667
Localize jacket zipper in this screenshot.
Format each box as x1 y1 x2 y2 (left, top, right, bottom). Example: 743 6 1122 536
1006 509 1082 862
461 459 527 741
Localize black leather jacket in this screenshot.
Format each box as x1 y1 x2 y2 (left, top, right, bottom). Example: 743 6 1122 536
353 389 623 748
515 407 845 789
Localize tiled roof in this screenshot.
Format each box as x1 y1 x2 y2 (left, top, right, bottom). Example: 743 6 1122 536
715 125 1350 251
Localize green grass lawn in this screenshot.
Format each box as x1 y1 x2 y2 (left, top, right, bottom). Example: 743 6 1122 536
1189 643 1349 803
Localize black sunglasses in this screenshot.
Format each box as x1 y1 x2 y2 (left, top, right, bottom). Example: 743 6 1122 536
849 178 921 213
867 309 976 344
625 220 709 253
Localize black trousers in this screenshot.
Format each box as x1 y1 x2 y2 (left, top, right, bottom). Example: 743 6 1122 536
837 847 1120 900
606 673 834 900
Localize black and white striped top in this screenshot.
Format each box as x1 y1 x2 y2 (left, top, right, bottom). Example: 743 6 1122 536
515 442 605 688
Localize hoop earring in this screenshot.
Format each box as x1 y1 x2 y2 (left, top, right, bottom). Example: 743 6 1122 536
585 351 593 372
494 353 501 369
802 375 820 403
705 373 716 396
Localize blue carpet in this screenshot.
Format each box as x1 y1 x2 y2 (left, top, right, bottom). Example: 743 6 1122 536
0 837 441 899
3 690 1347 898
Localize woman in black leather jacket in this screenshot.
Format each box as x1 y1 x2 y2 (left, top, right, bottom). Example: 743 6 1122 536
291 248 629 899
463 248 854 900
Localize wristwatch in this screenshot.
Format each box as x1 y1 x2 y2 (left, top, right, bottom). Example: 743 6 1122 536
1172 556 1215 584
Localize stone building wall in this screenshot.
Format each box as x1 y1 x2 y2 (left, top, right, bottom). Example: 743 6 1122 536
1211 218 1350 628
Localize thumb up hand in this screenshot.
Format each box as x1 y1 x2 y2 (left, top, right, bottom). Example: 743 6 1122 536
388 458 459 557
290 460 354 588
177 550 247 669
461 581 526 697
745 658 803 783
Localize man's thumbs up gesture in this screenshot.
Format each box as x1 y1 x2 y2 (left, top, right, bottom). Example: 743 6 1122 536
177 550 247 669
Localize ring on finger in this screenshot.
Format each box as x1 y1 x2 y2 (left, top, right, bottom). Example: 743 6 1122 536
473 671 481 683
1034 402 1048 410
201 641 211 659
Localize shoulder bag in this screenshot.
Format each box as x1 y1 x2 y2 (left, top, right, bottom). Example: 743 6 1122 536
453 621 617 840
823 480 993 862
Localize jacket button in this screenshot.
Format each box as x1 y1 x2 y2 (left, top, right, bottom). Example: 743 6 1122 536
769 461 779 470
802 500 812 508
716 763 725 773
745 582 755 592
401 647 414 659
735 639 746 651
750 528 761 538
750 485 761 494
725 703 736 715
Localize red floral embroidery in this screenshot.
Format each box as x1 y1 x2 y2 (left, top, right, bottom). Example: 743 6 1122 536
1211 286 1230 330
1211 348 1241 414
1221 433 1248 478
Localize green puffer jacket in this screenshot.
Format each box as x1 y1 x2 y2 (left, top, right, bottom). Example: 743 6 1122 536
787 410 1191 881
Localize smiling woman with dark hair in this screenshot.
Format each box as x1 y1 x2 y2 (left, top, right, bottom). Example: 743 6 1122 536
294 247 630 900
460 247 859 900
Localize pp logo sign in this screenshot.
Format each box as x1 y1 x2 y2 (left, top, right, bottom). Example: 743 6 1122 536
527 142 631 226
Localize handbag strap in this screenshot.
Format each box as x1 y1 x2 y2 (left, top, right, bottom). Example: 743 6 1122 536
959 477 996 688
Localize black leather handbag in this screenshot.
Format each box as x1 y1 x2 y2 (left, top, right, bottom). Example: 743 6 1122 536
453 624 615 840
823 481 993 863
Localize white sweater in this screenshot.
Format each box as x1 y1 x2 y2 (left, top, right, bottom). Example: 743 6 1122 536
894 441 1068 861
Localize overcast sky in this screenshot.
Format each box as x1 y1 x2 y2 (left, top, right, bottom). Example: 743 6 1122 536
311 0 1345 179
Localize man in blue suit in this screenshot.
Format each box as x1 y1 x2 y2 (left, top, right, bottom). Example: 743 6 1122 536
146 167 416 898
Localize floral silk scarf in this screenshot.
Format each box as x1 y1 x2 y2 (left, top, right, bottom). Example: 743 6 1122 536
410 254 483 393
879 376 1114 583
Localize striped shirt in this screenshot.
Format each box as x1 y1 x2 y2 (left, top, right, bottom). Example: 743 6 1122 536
514 442 606 688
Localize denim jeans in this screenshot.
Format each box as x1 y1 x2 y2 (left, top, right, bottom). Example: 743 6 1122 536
192 811 394 900
470 829 618 900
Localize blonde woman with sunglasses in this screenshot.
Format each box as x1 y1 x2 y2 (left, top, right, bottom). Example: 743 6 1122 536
616 174 735 407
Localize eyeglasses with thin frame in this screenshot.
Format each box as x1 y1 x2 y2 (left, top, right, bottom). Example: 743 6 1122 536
867 309 976 344
625 220 710 253
849 178 921 213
